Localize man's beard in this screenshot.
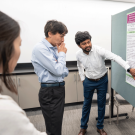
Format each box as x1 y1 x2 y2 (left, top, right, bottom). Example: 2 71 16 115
83 46 91 52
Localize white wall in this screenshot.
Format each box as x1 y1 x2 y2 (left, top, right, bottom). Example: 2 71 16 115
0 0 134 63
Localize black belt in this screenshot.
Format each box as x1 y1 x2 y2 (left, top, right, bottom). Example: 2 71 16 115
41 81 65 87
87 72 107 81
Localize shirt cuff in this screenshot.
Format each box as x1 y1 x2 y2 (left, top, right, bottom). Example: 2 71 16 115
80 75 85 81
125 65 130 71
58 52 66 57
125 61 130 70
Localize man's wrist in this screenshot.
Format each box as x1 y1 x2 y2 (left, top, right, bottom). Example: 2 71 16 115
127 67 131 73
58 52 66 57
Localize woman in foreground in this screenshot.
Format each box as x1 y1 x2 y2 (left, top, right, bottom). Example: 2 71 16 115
0 11 47 135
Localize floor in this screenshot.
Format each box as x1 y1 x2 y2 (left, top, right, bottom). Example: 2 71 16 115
25 104 135 135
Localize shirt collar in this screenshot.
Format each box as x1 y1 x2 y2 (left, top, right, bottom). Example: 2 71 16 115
42 38 55 49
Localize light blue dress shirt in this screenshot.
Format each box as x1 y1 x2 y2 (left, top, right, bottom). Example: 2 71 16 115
31 38 69 83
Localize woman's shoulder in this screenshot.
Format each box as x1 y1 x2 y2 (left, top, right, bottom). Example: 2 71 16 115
0 94 47 135
0 94 25 115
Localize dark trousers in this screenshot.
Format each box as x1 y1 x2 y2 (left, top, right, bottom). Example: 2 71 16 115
81 74 108 129
39 86 65 135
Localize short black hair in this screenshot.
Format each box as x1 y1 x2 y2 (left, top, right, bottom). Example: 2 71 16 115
75 31 92 45
44 20 68 37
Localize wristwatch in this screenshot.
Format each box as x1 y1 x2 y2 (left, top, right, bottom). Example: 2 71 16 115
127 67 131 73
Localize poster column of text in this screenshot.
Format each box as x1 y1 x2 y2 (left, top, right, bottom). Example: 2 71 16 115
126 11 135 87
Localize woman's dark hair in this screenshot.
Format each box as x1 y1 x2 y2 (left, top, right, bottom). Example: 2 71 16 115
0 11 20 94
75 31 92 45
44 20 68 37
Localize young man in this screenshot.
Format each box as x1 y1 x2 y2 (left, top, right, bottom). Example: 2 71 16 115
31 20 69 135
75 31 135 135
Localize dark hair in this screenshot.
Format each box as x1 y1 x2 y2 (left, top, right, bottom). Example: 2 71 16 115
75 31 92 45
0 11 20 94
44 20 68 37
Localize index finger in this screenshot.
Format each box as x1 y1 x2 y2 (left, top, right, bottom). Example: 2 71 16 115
61 42 65 46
